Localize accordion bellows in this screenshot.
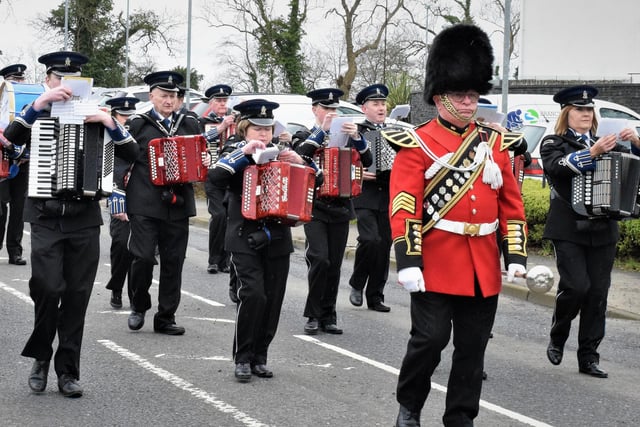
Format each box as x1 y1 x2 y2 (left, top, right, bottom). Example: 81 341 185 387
241 161 315 226
148 135 209 185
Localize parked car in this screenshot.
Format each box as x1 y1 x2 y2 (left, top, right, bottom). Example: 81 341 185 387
192 93 413 134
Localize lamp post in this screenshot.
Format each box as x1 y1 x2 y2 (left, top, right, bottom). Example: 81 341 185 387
185 0 193 106
501 0 512 114
124 0 130 87
64 0 69 50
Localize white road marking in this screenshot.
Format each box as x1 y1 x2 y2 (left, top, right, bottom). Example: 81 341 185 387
294 335 554 427
98 339 269 427
0 281 33 305
150 279 226 307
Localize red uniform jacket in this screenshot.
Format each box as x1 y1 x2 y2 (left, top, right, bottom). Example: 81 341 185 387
388 119 527 297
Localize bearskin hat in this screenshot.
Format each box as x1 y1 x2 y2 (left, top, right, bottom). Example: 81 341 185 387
423 24 494 105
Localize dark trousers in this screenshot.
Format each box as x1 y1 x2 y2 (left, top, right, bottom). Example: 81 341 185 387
302 219 349 323
350 207 391 306
128 214 189 329
207 190 228 268
232 251 289 365
0 166 27 258
21 223 99 379
105 217 133 302
397 290 498 427
550 239 615 365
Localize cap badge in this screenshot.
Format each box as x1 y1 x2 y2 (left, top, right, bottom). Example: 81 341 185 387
219 88 224 94
124 101 130 108
64 57 71 67
328 92 334 101
168 75 173 83
376 88 381 96
582 90 588 100
260 105 267 117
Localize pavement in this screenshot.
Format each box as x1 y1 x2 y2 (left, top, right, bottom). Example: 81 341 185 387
192 198 640 321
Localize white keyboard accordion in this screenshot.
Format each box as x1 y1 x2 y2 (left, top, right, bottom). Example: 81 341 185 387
28 118 114 200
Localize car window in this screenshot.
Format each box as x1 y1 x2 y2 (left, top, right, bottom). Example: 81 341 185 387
520 124 548 154
599 107 639 120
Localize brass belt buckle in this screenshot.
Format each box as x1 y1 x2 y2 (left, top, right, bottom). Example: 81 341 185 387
463 222 480 236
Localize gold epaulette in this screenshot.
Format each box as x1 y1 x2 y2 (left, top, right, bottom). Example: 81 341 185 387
381 129 420 150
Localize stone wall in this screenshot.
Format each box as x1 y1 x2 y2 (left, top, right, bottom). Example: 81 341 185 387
409 81 640 125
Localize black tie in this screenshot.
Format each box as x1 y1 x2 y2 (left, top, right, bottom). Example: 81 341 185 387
163 118 171 131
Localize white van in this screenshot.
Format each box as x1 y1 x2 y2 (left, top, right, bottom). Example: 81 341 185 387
481 94 640 178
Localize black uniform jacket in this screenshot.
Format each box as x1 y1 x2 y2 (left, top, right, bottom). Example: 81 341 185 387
540 132 626 246
352 120 390 212
209 141 293 257
125 111 201 220
4 107 138 232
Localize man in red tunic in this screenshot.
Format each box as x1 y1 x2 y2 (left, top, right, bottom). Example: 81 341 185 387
389 24 528 427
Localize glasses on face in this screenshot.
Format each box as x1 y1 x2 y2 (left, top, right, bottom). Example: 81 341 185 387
446 91 481 103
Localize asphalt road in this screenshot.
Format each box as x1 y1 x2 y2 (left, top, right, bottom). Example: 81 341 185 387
1 210 639 427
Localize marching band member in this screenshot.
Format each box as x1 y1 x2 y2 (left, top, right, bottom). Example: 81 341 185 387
208 98 306 382
540 85 640 378
125 71 203 336
388 25 527 426
0 63 29 266
294 88 372 335
349 83 393 313
5 51 137 397
103 96 140 309
200 83 234 275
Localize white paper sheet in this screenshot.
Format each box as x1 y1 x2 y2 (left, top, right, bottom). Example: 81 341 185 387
596 118 630 139
328 117 354 147
252 146 280 164
50 76 96 124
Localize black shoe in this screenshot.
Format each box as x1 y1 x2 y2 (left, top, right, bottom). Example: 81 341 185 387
154 324 185 335
304 318 319 335
9 256 26 265
546 341 563 366
110 290 123 309
396 405 421 427
368 302 391 312
58 374 83 398
349 287 363 306
128 311 145 331
251 364 273 378
482 371 488 380
235 363 252 382
220 265 230 273
28 360 50 393
579 362 608 378
207 264 219 274
320 322 343 335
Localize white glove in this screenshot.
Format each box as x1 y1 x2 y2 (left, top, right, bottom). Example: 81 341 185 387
507 264 527 282
398 267 425 293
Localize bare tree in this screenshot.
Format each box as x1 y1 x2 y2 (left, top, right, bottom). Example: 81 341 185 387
200 0 308 93
479 0 521 61
327 0 405 98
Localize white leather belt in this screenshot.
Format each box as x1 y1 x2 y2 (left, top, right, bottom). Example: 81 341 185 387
433 219 499 236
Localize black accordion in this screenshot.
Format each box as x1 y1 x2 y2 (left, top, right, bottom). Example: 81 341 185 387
28 118 114 200
571 151 640 219
363 129 396 175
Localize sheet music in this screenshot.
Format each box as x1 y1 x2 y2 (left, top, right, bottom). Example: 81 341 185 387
328 117 354 147
273 120 287 137
476 104 506 126
50 76 99 124
596 118 630 140
252 146 280 164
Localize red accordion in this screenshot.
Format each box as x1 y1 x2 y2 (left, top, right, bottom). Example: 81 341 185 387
0 145 9 179
148 135 208 186
241 161 316 226
317 147 363 198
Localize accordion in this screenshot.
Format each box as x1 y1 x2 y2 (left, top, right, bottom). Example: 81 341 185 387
241 161 315 226
571 151 640 219
148 135 208 185
0 145 9 178
316 147 363 198
363 129 396 175
28 118 114 200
